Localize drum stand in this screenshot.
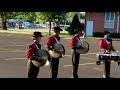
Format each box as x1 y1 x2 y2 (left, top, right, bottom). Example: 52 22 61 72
96 61 101 65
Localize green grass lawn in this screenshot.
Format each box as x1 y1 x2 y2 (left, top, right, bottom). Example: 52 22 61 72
0 29 68 34
0 29 72 38
0 29 120 41
0 29 49 35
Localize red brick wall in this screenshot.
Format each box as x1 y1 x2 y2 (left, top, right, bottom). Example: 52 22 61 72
86 12 104 32
86 12 120 33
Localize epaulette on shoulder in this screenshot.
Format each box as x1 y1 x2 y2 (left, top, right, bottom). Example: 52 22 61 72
50 35 54 38
29 44 35 48
29 45 32 48
99 38 104 41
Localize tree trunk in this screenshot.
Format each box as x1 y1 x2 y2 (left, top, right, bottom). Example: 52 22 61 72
2 19 7 30
1 12 7 30
55 21 60 27
49 21 51 36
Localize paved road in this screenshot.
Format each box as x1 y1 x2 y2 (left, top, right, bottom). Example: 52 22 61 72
0 32 120 78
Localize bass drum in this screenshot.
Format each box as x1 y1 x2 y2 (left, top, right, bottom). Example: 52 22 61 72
32 49 51 67
49 43 65 58
76 40 89 54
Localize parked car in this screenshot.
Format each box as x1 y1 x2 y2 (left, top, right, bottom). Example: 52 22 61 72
23 21 30 27
29 23 37 28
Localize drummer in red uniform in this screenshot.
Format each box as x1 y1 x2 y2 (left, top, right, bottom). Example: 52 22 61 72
45 26 63 78
99 31 116 78
26 32 43 78
70 29 83 78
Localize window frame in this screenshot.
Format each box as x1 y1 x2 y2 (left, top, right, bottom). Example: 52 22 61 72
105 12 115 22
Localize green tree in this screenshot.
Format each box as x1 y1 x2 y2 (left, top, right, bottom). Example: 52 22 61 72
66 12 85 24
66 14 82 35
0 12 29 30
66 12 80 23
0 12 7 30
79 13 85 19
0 12 17 30
36 12 68 35
13 12 37 22
36 12 53 35
51 12 67 26
24 12 37 22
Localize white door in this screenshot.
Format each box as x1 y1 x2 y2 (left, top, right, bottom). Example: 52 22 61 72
86 21 93 36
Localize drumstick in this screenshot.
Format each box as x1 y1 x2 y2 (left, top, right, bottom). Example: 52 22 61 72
111 50 119 53
116 50 119 52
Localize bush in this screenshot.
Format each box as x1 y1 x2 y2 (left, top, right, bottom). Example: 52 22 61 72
110 33 120 38
93 32 120 38
64 26 70 31
93 32 104 37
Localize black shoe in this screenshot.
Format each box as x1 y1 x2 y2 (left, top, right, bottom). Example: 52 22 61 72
103 75 111 78
73 75 79 78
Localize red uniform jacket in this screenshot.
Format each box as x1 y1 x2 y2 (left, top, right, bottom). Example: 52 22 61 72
70 35 79 48
99 38 112 51
45 35 57 47
26 43 38 59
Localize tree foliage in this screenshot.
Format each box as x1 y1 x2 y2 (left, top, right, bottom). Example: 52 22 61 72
35 12 68 25
14 12 37 22
66 14 82 35
79 13 85 19
0 12 85 32
0 12 37 30
35 12 68 35
66 12 80 23
66 12 85 23
0 12 18 30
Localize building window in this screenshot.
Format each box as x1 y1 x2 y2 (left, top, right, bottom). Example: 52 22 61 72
106 13 110 20
104 28 113 33
105 12 115 22
110 12 114 20
104 12 115 33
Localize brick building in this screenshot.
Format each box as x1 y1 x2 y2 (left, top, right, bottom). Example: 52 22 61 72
85 12 120 36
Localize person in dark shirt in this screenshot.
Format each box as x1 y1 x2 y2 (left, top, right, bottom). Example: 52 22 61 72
70 29 82 78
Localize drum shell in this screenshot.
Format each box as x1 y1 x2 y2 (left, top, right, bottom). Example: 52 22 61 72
49 43 65 58
31 49 50 67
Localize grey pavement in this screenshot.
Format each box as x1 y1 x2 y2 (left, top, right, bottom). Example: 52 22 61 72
0 32 120 78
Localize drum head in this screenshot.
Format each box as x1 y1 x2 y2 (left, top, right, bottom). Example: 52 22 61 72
76 40 89 54
32 49 50 67
49 43 65 58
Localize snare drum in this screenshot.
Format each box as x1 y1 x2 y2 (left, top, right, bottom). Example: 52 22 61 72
110 54 120 61
96 54 120 62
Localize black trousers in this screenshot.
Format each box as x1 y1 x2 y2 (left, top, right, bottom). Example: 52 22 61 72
50 57 59 78
103 60 111 77
27 60 39 78
103 52 111 78
71 49 80 78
